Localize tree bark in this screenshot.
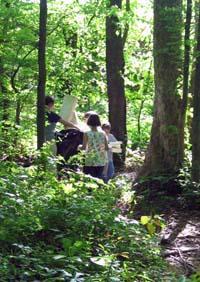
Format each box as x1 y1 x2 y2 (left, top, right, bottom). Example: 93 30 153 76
178 0 192 164
188 1 199 145
1 84 9 122
139 0 182 177
192 4 200 181
0 3 10 124
37 0 47 149
122 0 130 47
106 0 127 163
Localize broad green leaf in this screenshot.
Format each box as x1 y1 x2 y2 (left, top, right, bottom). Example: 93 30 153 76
140 216 151 225
147 223 156 236
90 256 113 267
53 255 66 260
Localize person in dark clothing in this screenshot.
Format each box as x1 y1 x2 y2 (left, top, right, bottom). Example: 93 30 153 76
45 96 79 142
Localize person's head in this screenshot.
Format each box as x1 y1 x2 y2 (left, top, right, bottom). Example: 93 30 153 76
102 122 111 134
45 96 55 110
87 113 101 128
84 111 97 122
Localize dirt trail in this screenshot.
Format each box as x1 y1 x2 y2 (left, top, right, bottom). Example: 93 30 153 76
119 171 200 276
161 210 200 276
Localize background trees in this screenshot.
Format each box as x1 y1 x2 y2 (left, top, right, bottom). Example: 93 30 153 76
1 0 200 182
2 2 200 280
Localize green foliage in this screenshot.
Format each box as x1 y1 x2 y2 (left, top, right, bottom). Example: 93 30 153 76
178 164 200 207
0 0 154 152
0 0 198 279
188 272 200 282
177 272 200 282
0 121 35 159
140 215 165 236
0 159 173 281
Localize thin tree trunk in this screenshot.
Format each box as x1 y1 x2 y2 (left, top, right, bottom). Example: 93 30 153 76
0 69 9 123
139 0 182 177
37 0 47 149
10 67 22 125
1 85 9 122
137 99 145 140
106 0 127 163
192 4 200 181
178 0 192 164
15 99 21 125
122 0 130 47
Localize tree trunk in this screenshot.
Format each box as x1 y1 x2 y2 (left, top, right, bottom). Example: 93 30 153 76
0 55 9 124
15 99 21 125
188 1 199 146
1 84 9 122
192 4 200 181
0 2 12 125
178 0 192 164
106 0 127 163
139 0 182 177
37 0 47 149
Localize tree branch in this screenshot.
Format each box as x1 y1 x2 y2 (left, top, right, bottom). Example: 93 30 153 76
122 0 130 47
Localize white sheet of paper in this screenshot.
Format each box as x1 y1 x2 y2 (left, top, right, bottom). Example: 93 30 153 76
112 148 122 153
60 95 77 122
109 141 122 147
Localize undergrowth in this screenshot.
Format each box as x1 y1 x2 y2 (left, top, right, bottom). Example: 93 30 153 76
0 154 183 281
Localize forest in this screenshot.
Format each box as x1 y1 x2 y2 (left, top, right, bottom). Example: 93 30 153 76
1 0 200 281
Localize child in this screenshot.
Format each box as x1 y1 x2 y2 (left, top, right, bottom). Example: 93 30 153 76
102 122 117 182
80 111 97 132
45 96 79 142
82 113 108 179
84 111 97 122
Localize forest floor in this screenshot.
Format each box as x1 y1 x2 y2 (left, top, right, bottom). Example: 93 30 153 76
11 153 200 278
120 169 200 278
161 209 200 276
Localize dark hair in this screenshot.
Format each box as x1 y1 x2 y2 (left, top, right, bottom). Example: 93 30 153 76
84 111 97 119
87 114 101 127
102 122 111 130
45 96 55 106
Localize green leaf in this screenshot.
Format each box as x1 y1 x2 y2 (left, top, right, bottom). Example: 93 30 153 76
90 256 113 267
146 223 156 236
140 216 151 225
53 255 66 260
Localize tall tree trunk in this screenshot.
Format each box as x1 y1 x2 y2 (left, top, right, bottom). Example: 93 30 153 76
0 65 9 124
178 0 192 164
0 79 10 150
106 0 127 163
1 84 9 122
10 68 21 125
139 0 182 177
37 0 47 149
188 1 199 145
192 4 200 182
0 2 10 124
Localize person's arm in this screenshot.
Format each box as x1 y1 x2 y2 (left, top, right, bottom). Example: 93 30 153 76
105 135 109 151
81 133 88 150
47 112 79 130
59 118 79 130
109 134 117 142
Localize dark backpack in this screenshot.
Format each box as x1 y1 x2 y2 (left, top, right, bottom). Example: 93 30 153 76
56 129 83 161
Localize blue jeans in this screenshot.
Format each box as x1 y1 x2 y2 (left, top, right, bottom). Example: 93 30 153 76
104 161 115 183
